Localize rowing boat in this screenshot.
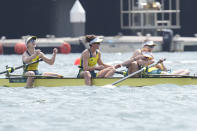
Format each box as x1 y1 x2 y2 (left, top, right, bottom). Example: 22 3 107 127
1 76 197 87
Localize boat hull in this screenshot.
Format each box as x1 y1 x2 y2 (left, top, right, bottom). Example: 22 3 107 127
1 77 197 87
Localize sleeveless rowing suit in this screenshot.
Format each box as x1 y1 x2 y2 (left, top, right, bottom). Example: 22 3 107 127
77 49 99 78
23 50 40 75
142 67 162 77
142 66 171 77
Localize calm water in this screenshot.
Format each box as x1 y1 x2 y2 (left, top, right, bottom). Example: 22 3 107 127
1 52 197 131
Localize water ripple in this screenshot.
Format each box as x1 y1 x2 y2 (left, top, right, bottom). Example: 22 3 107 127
1 53 197 131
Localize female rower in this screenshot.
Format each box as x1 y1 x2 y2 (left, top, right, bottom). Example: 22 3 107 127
131 50 190 76
22 36 62 88
77 35 119 85
127 40 156 77
126 40 189 77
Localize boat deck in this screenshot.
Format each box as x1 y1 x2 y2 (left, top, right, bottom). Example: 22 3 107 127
1 76 197 87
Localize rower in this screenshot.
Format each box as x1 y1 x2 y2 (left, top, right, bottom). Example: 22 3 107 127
22 36 62 88
134 41 190 76
127 40 156 77
77 35 119 85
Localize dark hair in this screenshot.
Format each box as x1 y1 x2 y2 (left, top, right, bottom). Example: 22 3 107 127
85 35 96 43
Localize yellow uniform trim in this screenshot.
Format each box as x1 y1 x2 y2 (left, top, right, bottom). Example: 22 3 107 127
79 51 99 68
26 56 40 71
78 50 99 78
146 67 158 72
87 53 99 67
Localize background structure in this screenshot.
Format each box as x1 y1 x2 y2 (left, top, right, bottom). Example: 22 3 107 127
0 0 196 38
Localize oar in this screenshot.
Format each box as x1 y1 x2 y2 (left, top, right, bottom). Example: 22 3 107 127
0 59 43 75
144 74 192 78
109 59 163 86
6 74 63 78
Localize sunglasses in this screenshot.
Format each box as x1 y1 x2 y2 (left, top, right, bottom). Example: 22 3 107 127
147 45 154 48
29 39 36 44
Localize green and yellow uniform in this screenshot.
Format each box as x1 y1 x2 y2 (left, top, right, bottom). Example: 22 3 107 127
142 66 171 77
23 51 40 75
142 67 162 76
77 49 99 78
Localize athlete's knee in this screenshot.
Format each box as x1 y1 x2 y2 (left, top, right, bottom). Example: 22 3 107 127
111 67 116 73
84 71 91 79
131 61 138 67
128 61 137 68
108 66 116 71
25 71 35 76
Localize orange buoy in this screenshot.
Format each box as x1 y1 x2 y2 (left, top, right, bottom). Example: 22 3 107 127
59 42 71 54
74 58 80 65
14 42 27 54
0 43 3 54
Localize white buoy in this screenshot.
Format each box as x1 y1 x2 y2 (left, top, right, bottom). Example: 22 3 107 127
70 0 86 23
70 0 86 37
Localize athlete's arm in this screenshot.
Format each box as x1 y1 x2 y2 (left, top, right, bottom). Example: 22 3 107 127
118 49 143 67
121 55 145 67
137 58 154 66
39 48 57 65
155 58 167 71
131 49 141 59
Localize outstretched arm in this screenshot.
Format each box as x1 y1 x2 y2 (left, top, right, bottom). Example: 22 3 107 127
114 55 145 69
121 55 145 66
116 50 142 67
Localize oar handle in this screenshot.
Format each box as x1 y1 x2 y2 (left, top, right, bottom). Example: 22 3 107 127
0 59 43 75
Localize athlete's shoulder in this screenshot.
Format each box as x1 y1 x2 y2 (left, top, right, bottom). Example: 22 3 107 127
96 49 101 54
135 49 141 53
82 49 90 57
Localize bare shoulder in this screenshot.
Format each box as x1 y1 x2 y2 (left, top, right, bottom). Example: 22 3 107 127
131 49 141 58
22 51 28 58
81 49 90 59
97 50 101 57
96 49 101 54
134 49 141 54
133 49 141 55
82 49 90 58
22 51 27 56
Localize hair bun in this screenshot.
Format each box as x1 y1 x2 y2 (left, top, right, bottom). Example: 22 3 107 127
85 35 96 42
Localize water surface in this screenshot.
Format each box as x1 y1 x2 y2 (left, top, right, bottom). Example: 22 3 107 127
0 52 197 131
